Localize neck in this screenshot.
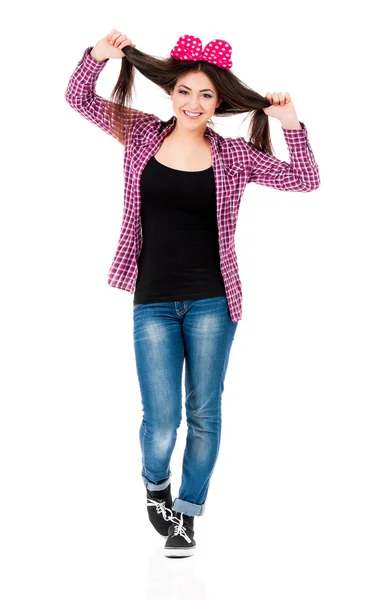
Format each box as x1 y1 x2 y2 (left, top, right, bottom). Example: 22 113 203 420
171 115 208 143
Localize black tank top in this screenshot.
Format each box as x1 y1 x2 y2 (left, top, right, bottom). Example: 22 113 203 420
133 155 226 305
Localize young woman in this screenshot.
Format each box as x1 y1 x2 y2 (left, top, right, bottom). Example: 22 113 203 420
65 30 320 559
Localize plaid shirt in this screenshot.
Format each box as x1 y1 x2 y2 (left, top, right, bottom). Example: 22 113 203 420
65 46 320 322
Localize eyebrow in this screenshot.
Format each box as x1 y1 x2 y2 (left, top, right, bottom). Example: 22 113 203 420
178 84 214 93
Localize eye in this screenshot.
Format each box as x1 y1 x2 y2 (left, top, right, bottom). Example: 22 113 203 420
178 90 213 98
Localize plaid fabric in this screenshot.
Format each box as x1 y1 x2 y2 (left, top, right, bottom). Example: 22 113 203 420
65 46 320 322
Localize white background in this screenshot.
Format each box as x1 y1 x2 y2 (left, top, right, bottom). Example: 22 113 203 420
1 1 384 598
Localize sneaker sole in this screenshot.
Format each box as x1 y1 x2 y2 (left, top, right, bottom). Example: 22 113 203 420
164 547 196 558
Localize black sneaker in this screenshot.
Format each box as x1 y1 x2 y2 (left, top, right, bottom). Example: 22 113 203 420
146 484 174 538
164 512 196 558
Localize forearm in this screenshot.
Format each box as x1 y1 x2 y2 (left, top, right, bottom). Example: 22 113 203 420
280 118 302 130
90 47 108 63
64 46 156 145
64 46 118 139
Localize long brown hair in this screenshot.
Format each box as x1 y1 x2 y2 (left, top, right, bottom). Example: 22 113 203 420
106 44 274 153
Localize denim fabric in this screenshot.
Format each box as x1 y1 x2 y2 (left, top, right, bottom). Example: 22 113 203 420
133 295 238 517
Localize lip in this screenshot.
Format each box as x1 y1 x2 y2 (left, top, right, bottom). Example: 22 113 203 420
182 110 203 119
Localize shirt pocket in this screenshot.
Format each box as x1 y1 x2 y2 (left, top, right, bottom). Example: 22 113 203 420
223 163 246 221
224 163 245 177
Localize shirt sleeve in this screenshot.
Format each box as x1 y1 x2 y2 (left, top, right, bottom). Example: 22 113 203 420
64 46 155 145
241 121 320 191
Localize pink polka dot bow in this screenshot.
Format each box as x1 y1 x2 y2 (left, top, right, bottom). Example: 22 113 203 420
170 34 233 69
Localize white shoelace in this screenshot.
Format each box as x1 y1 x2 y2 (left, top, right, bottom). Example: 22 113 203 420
147 499 191 542
172 513 192 543
147 498 179 524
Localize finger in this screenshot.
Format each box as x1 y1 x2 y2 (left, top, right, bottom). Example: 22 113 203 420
113 34 126 46
272 92 279 105
115 35 135 49
110 31 122 44
112 34 125 46
119 39 134 49
278 92 285 105
107 29 118 41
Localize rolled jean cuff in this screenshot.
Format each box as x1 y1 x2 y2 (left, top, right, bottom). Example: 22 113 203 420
142 472 172 492
172 497 206 517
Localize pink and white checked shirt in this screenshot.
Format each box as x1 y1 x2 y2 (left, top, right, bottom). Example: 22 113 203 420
65 46 320 322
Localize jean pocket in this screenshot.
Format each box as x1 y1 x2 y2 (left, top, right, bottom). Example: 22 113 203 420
133 304 143 310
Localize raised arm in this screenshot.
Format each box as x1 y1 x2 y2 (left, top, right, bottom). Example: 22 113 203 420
64 45 153 145
240 121 320 192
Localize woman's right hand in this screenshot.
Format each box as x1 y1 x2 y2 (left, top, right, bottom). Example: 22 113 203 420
91 29 136 61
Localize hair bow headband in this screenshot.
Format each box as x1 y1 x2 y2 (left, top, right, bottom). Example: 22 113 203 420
170 34 233 69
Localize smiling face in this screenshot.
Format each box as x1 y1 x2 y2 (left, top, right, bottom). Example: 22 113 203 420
170 71 221 131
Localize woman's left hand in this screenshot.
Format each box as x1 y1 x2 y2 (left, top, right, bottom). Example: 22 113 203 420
262 92 299 122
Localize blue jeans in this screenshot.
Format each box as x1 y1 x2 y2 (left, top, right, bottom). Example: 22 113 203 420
133 295 238 517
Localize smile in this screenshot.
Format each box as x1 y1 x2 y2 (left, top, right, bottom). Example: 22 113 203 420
183 110 203 119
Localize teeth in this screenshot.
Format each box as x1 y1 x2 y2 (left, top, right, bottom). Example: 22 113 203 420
184 111 201 117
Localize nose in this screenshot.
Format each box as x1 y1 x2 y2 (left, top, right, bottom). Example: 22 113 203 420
185 98 202 110
186 103 202 110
